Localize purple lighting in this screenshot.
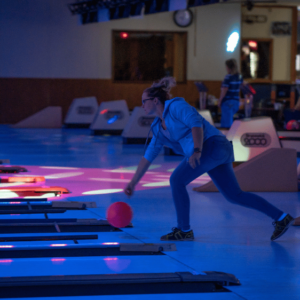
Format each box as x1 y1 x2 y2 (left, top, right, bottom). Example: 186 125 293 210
0 259 13 264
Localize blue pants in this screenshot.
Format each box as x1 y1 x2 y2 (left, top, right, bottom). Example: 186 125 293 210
170 135 283 231
221 100 240 128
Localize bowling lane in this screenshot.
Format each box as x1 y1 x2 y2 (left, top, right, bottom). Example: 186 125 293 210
0 200 106 220
0 255 196 277
0 214 50 220
0 213 94 220
0 201 139 247
0 204 105 222
2 127 299 300
0 239 76 248
0 294 242 300
47 209 103 219
0 231 142 248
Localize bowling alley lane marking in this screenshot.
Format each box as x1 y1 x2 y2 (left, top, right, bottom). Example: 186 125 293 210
0 190 20 198
89 178 132 183
44 172 84 179
24 193 57 198
89 178 150 184
142 181 170 187
82 189 123 195
0 183 26 188
40 167 79 170
142 179 209 187
103 170 160 174
107 165 161 172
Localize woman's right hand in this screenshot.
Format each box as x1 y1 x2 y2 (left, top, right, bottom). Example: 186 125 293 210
124 181 135 197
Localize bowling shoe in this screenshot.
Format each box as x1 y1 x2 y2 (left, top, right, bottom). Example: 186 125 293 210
271 214 294 241
160 227 194 241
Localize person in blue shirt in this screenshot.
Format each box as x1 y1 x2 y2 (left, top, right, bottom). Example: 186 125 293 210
218 59 243 128
124 76 294 242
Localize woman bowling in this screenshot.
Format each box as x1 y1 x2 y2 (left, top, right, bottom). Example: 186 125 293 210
124 77 294 241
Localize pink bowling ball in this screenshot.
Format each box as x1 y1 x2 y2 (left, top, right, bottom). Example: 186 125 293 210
106 201 133 228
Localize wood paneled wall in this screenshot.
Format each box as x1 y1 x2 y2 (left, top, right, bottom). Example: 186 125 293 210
0 78 222 124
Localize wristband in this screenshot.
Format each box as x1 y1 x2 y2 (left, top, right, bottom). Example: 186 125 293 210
194 148 202 153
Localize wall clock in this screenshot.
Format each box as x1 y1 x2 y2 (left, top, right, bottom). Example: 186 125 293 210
173 9 193 28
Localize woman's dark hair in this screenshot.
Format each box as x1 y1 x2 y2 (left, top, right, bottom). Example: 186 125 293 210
144 77 176 105
225 59 239 75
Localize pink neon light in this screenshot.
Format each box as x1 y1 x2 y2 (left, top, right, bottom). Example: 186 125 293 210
51 258 66 262
50 244 67 247
100 109 108 115
9 202 21 204
0 245 14 248
104 257 118 261
102 242 119 245
0 259 13 263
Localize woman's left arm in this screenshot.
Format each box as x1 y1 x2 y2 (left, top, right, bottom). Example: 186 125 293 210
192 127 203 150
189 127 203 169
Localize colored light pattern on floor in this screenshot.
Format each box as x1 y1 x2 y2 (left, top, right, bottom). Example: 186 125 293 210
104 257 131 272
0 165 211 199
51 258 66 265
0 259 13 264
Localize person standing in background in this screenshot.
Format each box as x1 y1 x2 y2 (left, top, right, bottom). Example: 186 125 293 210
218 59 243 128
